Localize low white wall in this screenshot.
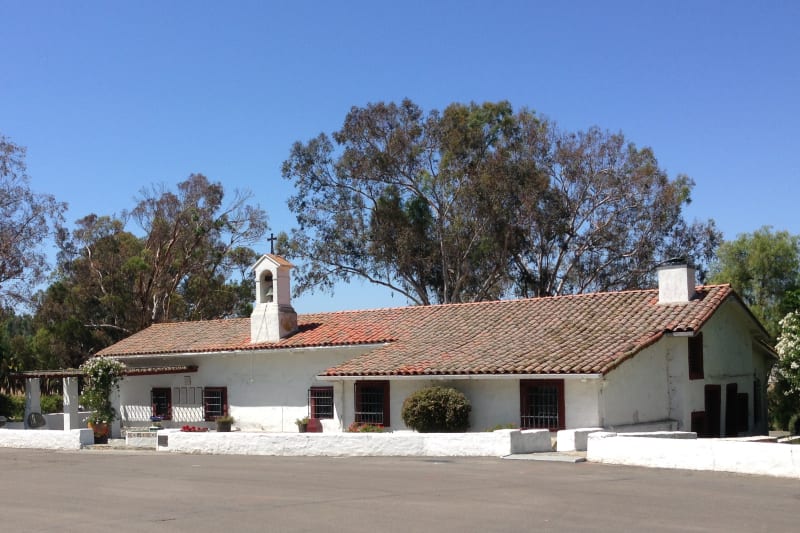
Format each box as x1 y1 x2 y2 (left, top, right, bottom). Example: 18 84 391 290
42 411 92 431
556 427 603 452
0 428 94 450
159 428 552 457
587 432 800 479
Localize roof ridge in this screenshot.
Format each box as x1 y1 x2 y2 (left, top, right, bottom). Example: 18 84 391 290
149 317 249 327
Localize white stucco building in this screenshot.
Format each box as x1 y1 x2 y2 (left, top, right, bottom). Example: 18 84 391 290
98 256 776 437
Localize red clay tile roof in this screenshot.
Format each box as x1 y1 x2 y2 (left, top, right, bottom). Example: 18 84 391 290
98 285 747 376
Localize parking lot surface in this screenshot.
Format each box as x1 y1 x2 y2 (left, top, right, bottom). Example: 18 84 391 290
0 449 796 532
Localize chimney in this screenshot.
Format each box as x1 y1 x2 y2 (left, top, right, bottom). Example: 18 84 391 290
657 262 696 304
250 254 298 343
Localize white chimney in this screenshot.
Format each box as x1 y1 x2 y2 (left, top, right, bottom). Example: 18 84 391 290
250 254 298 343
657 263 696 304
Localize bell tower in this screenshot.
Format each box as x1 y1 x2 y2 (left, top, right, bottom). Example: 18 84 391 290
250 254 298 343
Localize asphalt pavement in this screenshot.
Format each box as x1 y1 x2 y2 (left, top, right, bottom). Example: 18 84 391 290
0 448 796 532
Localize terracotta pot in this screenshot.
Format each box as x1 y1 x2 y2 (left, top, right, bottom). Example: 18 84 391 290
306 418 323 433
88 421 109 444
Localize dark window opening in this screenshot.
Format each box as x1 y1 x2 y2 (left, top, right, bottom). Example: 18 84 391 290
520 380 565 431
203 387 228 421
309 386 334 419
354 381 389 426
688 334 704 380
151 388 172 420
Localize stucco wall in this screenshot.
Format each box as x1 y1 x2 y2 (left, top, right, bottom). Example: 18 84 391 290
118 346 371 432
158 428 551 457
334 377 601 432
690 300 772 435
587 432 800 479
0 428 94 450
601 340 673 428
600 300 773 435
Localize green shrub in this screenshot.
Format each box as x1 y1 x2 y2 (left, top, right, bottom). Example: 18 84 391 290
0 393 25 420
401 386 471 433
486 423 517 432
40 394 63 414
788 413 800 436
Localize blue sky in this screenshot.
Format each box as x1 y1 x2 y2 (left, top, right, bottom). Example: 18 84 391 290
2 1 799 312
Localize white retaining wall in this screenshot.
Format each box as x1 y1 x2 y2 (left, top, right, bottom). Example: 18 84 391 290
587 432 800 479
158 428 552 457
0 428 94 450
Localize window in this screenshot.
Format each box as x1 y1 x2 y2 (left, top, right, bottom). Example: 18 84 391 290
151 388 172 420
354 381 389 426
309 386 334 419
203 387 228 421
520 380 565 431
688 333 704 380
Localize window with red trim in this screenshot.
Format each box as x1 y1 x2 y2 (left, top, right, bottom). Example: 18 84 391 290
309 386 334 419
688 334 704 380
520 380 565 431
203 387 228 421
354 381 389 427
151 388 172 420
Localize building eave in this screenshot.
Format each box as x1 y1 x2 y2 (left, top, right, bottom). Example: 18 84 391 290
317 373 603 381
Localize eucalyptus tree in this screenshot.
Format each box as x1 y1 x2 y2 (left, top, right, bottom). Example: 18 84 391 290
35 174 267 365
0 134 66 306
282 99 719 305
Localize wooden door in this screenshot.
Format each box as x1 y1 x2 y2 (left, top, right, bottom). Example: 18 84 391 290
704 384 721 438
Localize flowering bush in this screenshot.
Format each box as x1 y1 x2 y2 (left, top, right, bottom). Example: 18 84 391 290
181 425 209 432
347 421 384 432
79 357 126 424
773 311 800 430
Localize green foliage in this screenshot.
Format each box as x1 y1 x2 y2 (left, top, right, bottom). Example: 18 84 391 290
282 99 719 305
0 393 24 419
709 226 800 336
39 394 63 414
788 413 800 436
0 134 66 306
28 175 265 370
401 386 471 433
486 423 518 432
80 357 125 423
346 422 384 432
772 311 800 430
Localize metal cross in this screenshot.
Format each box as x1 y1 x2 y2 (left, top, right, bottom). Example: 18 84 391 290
267 232 277 254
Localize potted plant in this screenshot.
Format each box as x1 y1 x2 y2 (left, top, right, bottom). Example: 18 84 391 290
216 414 234 432
149 415 163 431
79 356 126 443
295 416 310 433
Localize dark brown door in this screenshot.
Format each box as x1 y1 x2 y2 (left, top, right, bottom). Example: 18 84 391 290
725 383 738 437
704 384 721 438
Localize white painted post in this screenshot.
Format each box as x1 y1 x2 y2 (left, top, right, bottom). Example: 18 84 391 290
110 387 121 438
63 377 79 431
24 378 42 429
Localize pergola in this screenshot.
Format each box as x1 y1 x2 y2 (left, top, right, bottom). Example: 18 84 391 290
11 365 198 435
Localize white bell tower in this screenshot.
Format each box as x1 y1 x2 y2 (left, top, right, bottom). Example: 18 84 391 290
250 254 298 343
